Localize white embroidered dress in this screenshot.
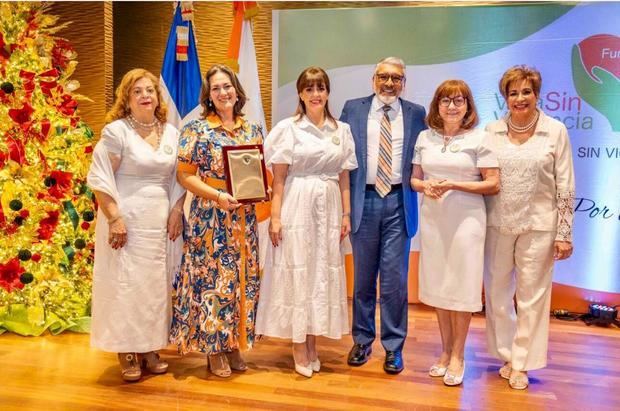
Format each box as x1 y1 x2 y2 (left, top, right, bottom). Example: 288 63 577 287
413 128 498 312
87 119 184 353
255 116 357 342
484 110 575 242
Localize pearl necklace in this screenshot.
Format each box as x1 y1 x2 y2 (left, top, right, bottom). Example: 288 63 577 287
507 110 539 133
127 115 162 149
128 113 158 129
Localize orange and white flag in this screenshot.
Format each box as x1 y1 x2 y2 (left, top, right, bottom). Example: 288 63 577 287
227 2 271 270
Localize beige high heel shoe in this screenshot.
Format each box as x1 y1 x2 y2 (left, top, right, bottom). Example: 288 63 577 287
226 349 248 371
141 351 168 374
118 353 141 382
292 347 312 378
310 357 321 373
208 353 232 378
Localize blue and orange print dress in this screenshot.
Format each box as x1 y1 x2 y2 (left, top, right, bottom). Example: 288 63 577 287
170 114 263 355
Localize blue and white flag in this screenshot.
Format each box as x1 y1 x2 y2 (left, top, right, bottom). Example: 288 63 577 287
160 3 202 129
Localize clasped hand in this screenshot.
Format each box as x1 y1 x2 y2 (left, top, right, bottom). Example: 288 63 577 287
424 179 452 199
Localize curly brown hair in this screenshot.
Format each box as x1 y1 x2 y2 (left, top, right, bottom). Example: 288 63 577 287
199 64 247 119
426 79 478 132
105 68 167 124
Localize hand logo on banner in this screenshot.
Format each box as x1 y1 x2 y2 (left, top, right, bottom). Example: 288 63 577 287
572 34 620 132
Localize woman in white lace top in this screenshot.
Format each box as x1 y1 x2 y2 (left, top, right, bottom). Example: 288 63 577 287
483 65 575 390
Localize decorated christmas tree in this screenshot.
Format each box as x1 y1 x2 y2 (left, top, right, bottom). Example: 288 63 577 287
0 2 95 335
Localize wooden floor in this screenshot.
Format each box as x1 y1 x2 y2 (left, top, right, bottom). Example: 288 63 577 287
1 304 619 411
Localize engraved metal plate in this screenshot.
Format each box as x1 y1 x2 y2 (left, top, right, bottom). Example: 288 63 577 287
222 144 269 204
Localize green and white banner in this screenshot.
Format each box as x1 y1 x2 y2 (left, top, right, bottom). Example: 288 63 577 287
273 3 620 293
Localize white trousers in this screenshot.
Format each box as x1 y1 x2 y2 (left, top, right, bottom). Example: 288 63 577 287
483 227 555 371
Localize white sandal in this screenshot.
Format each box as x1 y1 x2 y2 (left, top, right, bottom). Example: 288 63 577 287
509 371 529 390
499 362 511 380
443 363 466 386
429 364 448 377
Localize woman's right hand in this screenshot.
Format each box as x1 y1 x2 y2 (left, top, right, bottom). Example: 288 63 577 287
269 218 283 247
423 180 445 199
108 218 127 249
216 192 241 212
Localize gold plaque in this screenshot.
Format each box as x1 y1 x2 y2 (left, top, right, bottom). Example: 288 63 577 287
222 144 269 204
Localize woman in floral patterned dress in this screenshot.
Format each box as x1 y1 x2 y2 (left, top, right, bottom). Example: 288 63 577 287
170 65 263 378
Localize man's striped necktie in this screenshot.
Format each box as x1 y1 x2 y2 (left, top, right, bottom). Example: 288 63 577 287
375 105 393 197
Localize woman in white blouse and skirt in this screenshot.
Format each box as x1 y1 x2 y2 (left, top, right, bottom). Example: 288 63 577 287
411 80 499 386
484 65 575 390
255 67 357 378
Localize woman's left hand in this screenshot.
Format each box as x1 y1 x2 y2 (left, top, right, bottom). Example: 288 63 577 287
553 240 573 260
432 180 454 197
167 209 183 241
341 215 351 242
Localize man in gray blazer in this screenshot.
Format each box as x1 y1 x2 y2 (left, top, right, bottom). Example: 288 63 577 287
340 57 426 374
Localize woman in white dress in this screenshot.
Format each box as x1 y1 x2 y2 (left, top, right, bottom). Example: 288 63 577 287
411 80 499 386
484 65 575 390
256 67 357 378
87 69 185 382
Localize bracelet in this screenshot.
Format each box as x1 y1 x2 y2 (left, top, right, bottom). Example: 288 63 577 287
108 215 122 224
342 212 351 217
171 208 183 214
216 191 222 204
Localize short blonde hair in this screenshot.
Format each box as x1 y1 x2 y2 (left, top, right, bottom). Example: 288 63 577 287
426 79 478 132
105 68 167 124
499 65 542 99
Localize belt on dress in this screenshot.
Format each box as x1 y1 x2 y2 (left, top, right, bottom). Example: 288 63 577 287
202 176 250 350
365 183 402 191
203 177 227 190
289 173 339 182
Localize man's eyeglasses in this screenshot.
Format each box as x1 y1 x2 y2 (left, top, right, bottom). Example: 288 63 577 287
375 73 405 85
439 96 466 107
